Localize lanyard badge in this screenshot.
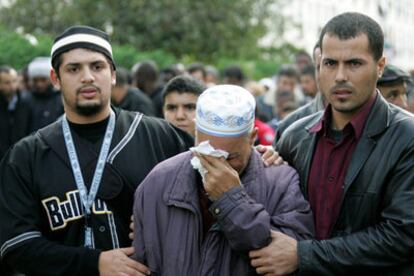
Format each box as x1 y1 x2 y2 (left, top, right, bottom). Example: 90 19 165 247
62 111 116 248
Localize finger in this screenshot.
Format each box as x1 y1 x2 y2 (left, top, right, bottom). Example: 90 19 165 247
255 144 266 152
273 156 284 166
125 258 150 275
123 265 145 276
200 154 225 168
130 215 134 222
129 232 134 240
270 230 282 238
197 154 215 171
256 265 275 275
249 249 264 258
261 147 274 160
120 246 135 256
250 256 268 268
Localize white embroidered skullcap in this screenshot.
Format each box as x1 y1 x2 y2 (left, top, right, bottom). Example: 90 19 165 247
196 84 256 137
28 57 52 79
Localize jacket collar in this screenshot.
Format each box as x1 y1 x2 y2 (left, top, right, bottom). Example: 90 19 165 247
302 91 390 194
305 91 389 138
38 107 128 170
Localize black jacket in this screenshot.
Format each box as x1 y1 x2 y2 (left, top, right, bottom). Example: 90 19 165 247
276 93 414 275
26 86 64 132
275 93 324 143
114 87 156 116
0 108 193 276
0 92 32 161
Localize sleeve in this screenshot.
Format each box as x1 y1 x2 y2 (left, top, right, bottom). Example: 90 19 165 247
209 186 271 253
297 144 414 275
132 175 161 275
209 167 314 254
266 168 314 240
0 148 101 276
145 117 194 156
132 185 147 264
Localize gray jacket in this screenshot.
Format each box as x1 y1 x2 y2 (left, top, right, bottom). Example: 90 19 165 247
133 150 314 275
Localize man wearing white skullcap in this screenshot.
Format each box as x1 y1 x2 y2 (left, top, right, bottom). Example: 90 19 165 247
26 56 64 132
133 84 314 275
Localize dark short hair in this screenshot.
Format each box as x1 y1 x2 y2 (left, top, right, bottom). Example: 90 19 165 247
0 65 15 82
277 64 298 79
162 75 205 100
300 64 316 79
115 67 131 86
295 50 312 61
319 12 384 61
0 65 14 74
223 65 245 81
187 63 206 78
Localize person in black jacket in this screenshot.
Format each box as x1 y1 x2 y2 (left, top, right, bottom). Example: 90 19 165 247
111 67 156 116
26 57 64 132
249 12 414 275
0 66 32 161
0 26 193 276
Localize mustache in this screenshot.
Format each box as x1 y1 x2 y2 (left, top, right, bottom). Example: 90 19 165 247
76 85 101 94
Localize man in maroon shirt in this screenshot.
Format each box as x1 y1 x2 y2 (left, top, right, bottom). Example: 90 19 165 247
249 12 414 275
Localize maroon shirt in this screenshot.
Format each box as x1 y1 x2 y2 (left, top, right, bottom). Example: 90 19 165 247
308 94 376 240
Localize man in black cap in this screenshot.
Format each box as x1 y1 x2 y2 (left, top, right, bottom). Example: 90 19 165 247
0 25 193 276
377 64 411 110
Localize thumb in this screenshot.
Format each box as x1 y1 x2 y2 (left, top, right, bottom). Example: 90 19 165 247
270 230 281 239
120 246 135 256
256 144 265 152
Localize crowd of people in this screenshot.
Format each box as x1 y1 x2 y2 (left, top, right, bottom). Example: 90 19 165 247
0 11 413 276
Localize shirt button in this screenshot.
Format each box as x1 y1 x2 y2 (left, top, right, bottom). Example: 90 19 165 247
99 226 106 232
328 176 334 182
214 208 220 215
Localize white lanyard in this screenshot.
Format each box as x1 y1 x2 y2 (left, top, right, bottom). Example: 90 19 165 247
61 110 115 248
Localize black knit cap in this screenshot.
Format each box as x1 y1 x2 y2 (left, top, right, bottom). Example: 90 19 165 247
51 26 116 69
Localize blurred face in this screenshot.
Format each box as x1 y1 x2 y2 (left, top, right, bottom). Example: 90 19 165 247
195 129 256 174
296 54 312 71
319 34 385 121
163 92 198 136
300 74 318 97
378 82 408 110
0 69 18 98
190 70 205 83
277 75 296 94
51 48 115 122
32 77 51 93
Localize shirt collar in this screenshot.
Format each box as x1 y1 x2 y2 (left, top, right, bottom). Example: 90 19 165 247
310 91 378 139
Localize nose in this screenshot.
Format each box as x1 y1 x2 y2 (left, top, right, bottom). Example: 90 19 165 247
81 67 95 83
335 64 347 83
395 94 408 110
176 106 186 120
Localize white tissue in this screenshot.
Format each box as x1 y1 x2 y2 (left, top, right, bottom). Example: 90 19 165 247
190 141 229 183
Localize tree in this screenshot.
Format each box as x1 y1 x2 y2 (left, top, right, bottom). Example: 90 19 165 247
0 0 276 62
